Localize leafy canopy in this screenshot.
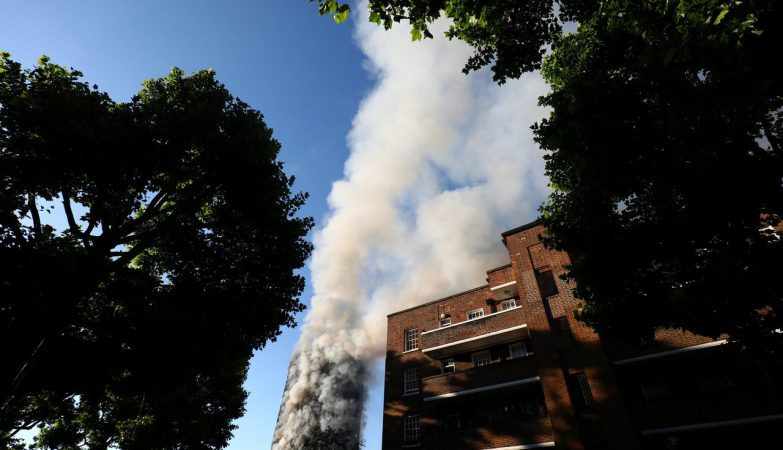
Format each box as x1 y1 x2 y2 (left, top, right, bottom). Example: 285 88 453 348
537 1 783 350
317 1 783 352
0 54 313 449
312 0 597 83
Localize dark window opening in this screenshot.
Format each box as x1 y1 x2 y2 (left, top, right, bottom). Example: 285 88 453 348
535 269 559 299
551 316 575 347
444 414 461 430
694 369 732 391
568 372 595 411
639 375 669 399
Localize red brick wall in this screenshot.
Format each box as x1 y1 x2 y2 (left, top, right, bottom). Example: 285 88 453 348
420 307 527 350
503 223 642 450
486 263 514 287
384 220 783 449
424 417 554 449
422 355 539 397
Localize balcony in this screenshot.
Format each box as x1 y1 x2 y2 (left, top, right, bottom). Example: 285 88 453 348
421 306 528 359
422 355 539 401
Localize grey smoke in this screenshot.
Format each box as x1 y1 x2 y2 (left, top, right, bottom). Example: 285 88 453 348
271 3 550 448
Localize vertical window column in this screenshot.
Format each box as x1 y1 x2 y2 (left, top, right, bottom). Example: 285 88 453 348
403 368 420 395
404 328 418 352
568 372 595 411
403 414 420 445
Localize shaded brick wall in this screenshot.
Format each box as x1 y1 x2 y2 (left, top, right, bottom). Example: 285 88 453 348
423 417 554 449
420 307 527 350
384 220 774 450
503 223 641 450
422 356 539 397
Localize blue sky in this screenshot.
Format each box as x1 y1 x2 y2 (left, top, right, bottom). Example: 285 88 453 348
2 2 551 449
1 0 379 448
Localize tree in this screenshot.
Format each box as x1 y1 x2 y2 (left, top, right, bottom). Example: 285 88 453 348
312 0 598 83
317 1 783 352
0 54 313 448
537 2 783 352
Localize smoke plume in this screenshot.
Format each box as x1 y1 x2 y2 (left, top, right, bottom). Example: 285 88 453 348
272 4 550 448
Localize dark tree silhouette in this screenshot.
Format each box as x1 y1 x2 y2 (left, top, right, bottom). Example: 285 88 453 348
0 54 313 449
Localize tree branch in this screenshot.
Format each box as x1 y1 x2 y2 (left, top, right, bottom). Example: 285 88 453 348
3 337 47 407
62 192 79 232
763 120 781 155
84 215 97 237
10 419 42 436
112 191 170 239
111 203 183 267
27 193 41 239
62 193 103 247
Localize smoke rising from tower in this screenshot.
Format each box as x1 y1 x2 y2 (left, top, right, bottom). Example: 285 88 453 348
272 4 550 448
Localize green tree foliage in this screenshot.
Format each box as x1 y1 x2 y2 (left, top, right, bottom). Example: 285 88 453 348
312 0 598 83
320 1 783 352
537 2 783 351
0 54 313 448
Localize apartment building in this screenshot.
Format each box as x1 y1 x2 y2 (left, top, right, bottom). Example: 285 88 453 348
382 220 783 450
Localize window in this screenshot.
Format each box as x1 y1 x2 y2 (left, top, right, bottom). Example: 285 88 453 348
444 414 461 430
403 415 420 444
551 316 574 347
520 397 546 419
500 299 517 310
403 368 420 395
568 373 595 411
535 269 559 299
509 342 528 359
694 369 732 391
404 328 418 352
439 317 451 327
467 308 484 320
442 359 455 373
472 350 492 367
639 375 668 399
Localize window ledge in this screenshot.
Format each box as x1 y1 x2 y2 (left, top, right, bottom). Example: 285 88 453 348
421 306 521 336
401 444 421 448
402 391 420 397
402 348 420 354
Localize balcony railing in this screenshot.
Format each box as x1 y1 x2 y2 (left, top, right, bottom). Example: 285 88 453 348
421 306 528 359
422 355 539 401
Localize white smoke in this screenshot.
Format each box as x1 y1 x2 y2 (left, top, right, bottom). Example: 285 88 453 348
272 3 550 448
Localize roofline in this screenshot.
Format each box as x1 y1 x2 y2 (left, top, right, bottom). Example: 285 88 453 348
614 339 728 365
501 218 542 238
486 263 512 274
387 284 490 317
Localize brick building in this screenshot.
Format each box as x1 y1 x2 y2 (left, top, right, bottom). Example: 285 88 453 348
382 220 783 450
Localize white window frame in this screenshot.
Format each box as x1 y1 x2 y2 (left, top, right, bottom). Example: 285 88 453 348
439 317 451 327
403 414 420 444
471 350 492 367
509 342 528 359
500 299 517 310
442 359 455 373
404 328 418 352
403 368 420 395
467 308 484 320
